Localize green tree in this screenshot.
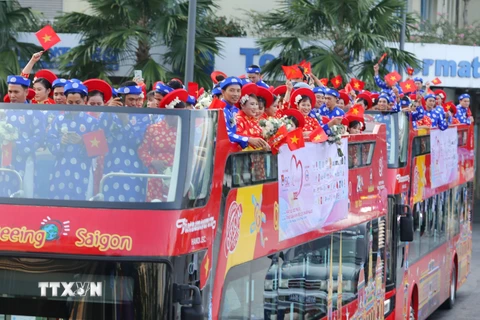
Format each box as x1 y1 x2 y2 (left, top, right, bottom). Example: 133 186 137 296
254 0 420 83
55 0 220 88
0 0 41 93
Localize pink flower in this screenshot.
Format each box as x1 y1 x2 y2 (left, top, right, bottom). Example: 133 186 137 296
459 33 465 38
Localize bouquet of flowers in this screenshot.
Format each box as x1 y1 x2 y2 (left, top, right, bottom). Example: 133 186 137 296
195 91 212 109
0 119 18 146
259 117 289 154
280 116 296 132
327 124 347 157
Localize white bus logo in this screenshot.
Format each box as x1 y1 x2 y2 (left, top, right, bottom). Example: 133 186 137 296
38 282 102 297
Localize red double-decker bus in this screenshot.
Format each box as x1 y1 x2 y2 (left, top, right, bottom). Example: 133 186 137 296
362 111 474 320
0 103 472 320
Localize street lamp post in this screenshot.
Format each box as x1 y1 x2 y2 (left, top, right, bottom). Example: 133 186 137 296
185 0 197 83
399 0 407 50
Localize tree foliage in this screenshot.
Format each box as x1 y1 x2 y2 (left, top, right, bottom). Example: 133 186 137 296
254 0 420 83
55 0 220 89
0 0 42 93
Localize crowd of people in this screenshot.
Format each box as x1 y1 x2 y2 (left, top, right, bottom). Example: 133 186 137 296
0 51 474 201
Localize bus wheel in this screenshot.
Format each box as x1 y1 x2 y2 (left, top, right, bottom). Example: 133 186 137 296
442 264 457 309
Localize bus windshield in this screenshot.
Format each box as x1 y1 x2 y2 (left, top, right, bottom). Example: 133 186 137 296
0 257 170 319
0 104 216 209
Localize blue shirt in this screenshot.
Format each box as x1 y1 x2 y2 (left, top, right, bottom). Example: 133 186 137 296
222 100 249 148
425 109 448 131
455 105 471 124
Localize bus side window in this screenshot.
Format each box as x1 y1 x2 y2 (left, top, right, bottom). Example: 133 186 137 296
410 202 421 262
229 152 278 188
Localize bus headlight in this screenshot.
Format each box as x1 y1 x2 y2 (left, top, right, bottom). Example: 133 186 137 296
279 279 288 288
384 298 391 315
264 280 273 290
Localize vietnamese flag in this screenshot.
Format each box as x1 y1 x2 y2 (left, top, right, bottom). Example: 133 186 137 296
299 60 312 74
82 130 108 157
399 79 416 93
349 78 365 91
431 77 442 85
331 75 343 88
282 65 303 80
385 71 402 87
309 126 328 143
35 25 61 50
286 128 305 151
406 66 414 75
188 82 199 99
209 97 226 110
1 142 12 167
320 78 329 86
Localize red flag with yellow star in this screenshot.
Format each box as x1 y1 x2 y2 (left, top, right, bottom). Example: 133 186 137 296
385 71 402 87
309 126 328 143
431 77 442 85
349 78 365 91
399 79 416 93
82 130 108 157
286 128 305 151
282 65 303 80
299 60 312 74
35 25 61 50
331 75 343 89
188 82 199 99
1 142 12 167
320 78 329 86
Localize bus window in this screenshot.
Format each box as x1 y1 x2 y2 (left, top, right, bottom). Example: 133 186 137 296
361 142 375 166
186 113 217 205
410 202 422 262
398 112 409 167
348 144 360 168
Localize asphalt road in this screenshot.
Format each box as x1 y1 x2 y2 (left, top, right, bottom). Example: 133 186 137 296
427 222 480 319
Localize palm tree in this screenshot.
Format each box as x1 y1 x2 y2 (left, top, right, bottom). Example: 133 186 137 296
0 0 41 93
255 0 420 84
55 0 220 88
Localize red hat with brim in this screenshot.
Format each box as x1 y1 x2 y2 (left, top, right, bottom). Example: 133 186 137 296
256 86 274 109
211 71 227 84
238 83 258 107
83 79 113 103
434 89 447 101
370 93 379 106
339 91 350 106
34 69 57 86
273 85 287 96
282 108 305 128
444 101 457 115
159 89 189 109
290 88 316 109
357 92 372 109
27 88 35 101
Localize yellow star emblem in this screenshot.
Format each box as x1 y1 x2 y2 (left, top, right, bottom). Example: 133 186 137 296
334 80 340 85
42 34 52 43
354 82 360 89
352 108 359 115
90 137 100 148
390 76 396 81
406 84 411 89
290 135 299 144
314 134 322 141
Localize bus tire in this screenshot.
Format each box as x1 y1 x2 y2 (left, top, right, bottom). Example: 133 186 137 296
442 264 457 309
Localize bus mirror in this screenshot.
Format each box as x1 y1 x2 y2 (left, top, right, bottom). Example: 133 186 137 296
398 204 414 242
173 284 204 320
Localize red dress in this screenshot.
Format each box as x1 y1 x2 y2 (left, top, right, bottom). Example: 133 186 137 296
236 111 263 138
32 98 55 104
138 121 177 202
303 115 320 132
235 111 266 180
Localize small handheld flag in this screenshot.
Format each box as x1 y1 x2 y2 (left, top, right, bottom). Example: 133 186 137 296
35 25 61 50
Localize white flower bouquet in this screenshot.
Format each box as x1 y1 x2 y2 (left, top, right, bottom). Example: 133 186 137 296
195 91 213 109
0 120 18 146
327 124 347 157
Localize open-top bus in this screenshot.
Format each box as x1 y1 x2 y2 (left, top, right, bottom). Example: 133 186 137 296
0 103 472 320
362 111 474 320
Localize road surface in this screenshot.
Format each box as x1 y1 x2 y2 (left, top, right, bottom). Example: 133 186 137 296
427 222 480 319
